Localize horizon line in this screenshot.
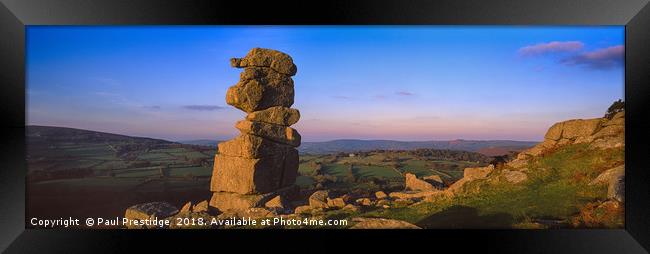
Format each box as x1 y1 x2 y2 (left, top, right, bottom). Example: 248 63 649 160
26 124 543 143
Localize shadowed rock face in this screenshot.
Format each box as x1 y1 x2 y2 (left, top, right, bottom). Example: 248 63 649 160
211 48 301 212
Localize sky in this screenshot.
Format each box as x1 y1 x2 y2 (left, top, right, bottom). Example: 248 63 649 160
26 26 624 142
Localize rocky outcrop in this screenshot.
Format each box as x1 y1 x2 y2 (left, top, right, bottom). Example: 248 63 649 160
405 173 436 191
124 202 179 229
308 190 329 209
210 48 300 212
447 165 494 194
590 165 625 202
517 112 624 160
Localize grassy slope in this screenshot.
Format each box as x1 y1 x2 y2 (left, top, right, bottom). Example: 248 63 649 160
359 143 624 228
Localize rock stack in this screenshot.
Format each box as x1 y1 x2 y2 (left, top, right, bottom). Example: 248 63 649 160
209 48 301 212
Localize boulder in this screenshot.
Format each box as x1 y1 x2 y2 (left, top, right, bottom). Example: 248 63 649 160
192 200 209 213
376 199 391 208
559 119 601 139
236 120 301 147
246 106 300 126
375 191 388 200
309 190 329 209
230 47 297 76
342 204 360 212
210 152 290 194
293 205 312 214
544 122 564 141
608 172 625 203
327 197 346 208
590 165 624 186
405 173 436 191
355 198 372 206
180 201 192 213
463 165 494 179
264 195 285 210
225 78 294 113
217 134 291 158
239 66 293 86
350 218 421 229
124 202 178 228
209 192 274 211
502 170 528 184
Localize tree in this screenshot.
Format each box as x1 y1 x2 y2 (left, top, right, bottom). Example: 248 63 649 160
605 99 624 119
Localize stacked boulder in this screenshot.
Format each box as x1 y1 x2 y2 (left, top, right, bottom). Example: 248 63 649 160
210 48 301 212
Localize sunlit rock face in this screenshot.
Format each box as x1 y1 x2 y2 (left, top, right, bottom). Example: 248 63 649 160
210 48 300 212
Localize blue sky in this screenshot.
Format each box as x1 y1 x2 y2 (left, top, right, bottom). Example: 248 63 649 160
26 26 624 142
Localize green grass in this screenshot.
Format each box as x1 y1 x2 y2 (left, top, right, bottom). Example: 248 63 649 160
355 165 402 178
322 164 350 177
400 160 430 176
358 144 623 228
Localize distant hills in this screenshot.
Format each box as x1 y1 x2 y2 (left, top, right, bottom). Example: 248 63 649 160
297 139 537 155
180 138 537 155
28 126 538 156
27 125 174 145
177 139 221 147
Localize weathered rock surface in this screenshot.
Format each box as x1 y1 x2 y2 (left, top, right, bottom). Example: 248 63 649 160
226 78 294 113
375 191 388 199
608 174 625 202
193 200 209 213
447 165 495 194
590 165 625 186
463 165 495 179
593 165 626 203
217 134 291 158
355 198 373 206
405 173 436 191
210 153 289 194
350 218 421 229
518 112 624 160
264 195 285 210
309 190 329 209
231 47 298 76
293 205 312 214
236 120 301 147
124 202 178 228
180 201 192 213
209 192 274 211
327 197 347 208
209 48 302 213
246 106 300 126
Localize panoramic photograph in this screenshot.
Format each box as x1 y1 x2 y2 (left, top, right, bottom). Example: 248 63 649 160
26 26 624 229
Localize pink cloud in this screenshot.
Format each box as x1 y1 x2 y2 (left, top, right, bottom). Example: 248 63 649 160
518 41 584 56
560 45 624 70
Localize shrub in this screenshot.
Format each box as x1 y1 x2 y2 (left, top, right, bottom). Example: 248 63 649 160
604 99 624 119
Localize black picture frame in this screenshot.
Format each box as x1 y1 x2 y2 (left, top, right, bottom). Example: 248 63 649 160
1 0 649 253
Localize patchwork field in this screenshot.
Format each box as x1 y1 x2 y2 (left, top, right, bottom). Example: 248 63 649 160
27 126 494 222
